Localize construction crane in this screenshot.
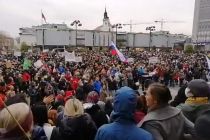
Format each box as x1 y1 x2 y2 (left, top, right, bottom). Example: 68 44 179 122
154 19 184 31
123 20 153 32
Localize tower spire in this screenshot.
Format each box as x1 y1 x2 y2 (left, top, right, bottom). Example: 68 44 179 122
104 6 109 19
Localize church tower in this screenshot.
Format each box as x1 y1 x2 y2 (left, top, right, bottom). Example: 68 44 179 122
103 8 111 28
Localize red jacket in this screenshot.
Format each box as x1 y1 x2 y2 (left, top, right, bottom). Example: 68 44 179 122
22 72 31 82
71 77 80 91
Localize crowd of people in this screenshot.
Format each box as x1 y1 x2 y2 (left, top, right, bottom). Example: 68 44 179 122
0 48 210 140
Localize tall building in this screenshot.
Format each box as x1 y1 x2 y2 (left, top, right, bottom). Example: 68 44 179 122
192 0 210 48
95 8 113 32
19 8 187 49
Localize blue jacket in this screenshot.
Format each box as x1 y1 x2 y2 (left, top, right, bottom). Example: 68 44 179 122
95 87 153 140
58 66 65 74
93 80 102 94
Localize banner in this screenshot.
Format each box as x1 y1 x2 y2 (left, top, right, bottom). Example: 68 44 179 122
75 56 82 62
34 60 43 68
65 51 76 62
149 57 160 64
14 51 21 57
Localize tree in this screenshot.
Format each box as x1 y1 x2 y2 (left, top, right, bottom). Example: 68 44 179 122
20 42 30 52
184 45 194 54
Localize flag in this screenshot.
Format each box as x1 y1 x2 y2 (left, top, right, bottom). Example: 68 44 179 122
110 42 127 62
23 58 32 70
206 55 210 70
42 12 47 23
110 45 117 55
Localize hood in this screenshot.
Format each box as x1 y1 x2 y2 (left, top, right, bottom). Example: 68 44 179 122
111 87 137 122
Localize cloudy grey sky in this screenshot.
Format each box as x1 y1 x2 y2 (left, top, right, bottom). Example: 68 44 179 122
0 0 195 37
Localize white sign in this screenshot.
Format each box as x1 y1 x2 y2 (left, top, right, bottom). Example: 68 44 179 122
34 60 43 68
43 49 49 53
28 49 32 53
75 56 83 62
14 51 21 57
65 51 76 62
149 57 160 64
127 58 134 63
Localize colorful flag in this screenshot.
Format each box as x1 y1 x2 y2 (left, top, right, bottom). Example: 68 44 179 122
110 42 127 62
42 12 47 23
23 58 32 70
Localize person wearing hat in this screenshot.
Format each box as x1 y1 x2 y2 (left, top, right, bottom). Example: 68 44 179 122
0 103 33 140
84 91 108 128
95 87 153 140
177 79 210 123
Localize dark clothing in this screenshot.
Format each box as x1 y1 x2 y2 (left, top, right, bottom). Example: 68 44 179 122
170 84 187 107
32 125 47 140
51 114 97 140
85 104 108 128
95 87 153 140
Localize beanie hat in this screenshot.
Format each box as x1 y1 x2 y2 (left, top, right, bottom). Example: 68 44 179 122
64 98 84 117
86 91 99 104
186 79 210 97
0 103 33 137
195 110 210 140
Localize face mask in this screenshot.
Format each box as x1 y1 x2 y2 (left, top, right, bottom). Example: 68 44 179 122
185 87 194 97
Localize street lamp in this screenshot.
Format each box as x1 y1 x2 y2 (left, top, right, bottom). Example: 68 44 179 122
71 20 82 47
112 23 122 47
146 26 155 51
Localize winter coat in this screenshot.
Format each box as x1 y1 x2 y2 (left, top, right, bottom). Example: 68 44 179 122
95 87 153 140
177 103 210 123
93 80 102 94
51 113 97 140
138 105 195 140
85 104 108 128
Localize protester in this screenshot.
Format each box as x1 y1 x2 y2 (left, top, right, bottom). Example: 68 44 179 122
0 49 209 140
138 83 195 140
177 79 210 123
194 110 210 140
95 86 153 140
0 103 33 140
51 98 97 140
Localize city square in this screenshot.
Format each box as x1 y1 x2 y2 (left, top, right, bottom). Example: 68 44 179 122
0 0 210 140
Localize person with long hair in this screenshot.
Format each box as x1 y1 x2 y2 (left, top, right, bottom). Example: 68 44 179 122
138 83 195 140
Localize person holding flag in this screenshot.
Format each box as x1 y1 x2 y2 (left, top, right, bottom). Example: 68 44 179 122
109 42 127 63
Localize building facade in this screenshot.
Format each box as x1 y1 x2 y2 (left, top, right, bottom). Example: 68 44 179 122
19 9 187 50
0 34 14 50
192 0 210 49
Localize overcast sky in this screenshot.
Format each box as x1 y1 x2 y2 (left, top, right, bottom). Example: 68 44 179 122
0 0 195 37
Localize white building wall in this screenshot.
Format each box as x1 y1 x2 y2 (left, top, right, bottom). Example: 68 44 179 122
85 31 93 47
36 29 69 46
19 24 187 49
134 33 149 47
127 33 134 47
20 34 36 46
152 34 168 47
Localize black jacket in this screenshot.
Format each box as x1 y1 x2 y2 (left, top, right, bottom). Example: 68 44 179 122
51 114 97 140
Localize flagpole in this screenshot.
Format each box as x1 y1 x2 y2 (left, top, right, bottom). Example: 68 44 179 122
41 9 43 25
